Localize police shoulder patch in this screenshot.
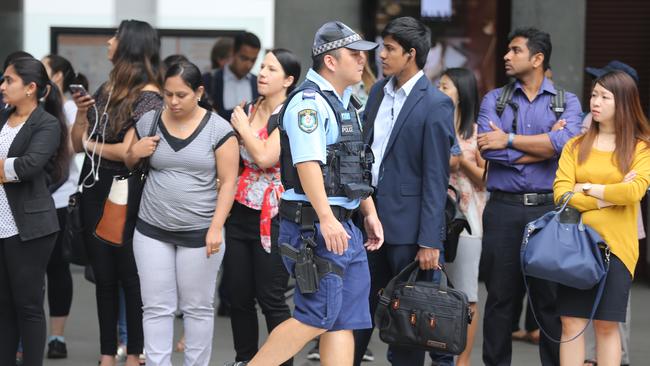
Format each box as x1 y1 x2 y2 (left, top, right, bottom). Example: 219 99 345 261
298 109 318 133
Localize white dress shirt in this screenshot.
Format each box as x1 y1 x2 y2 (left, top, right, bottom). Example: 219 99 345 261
370 70 424 187
222 64 254 110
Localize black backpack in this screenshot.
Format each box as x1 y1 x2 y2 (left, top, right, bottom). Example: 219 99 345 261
495 81 566 131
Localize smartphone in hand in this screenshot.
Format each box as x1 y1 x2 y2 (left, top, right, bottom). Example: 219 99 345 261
69 84 88 96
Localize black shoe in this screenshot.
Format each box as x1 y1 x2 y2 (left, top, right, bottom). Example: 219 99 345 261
47 339 68 359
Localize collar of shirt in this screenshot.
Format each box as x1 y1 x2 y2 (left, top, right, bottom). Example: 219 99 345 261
305 68 352 109
223 64 250 82
513 76 556 97
384 70 423 98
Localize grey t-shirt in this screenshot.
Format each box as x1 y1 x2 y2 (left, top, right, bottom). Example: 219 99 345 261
135 109 234 246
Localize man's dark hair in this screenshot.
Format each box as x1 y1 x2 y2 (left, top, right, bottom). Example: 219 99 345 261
312 49 340 73
234 32 261 53
381 17 431 69
210 37 234 69
508 27 552 71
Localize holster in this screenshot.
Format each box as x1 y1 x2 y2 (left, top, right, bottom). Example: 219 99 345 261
280 226 344 295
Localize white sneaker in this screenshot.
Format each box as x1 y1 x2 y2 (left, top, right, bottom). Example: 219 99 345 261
115 344 127 362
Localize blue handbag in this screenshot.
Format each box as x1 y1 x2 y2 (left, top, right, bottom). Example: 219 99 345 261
521 191 610 342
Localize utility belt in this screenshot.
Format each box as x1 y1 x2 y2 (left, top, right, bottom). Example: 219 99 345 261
491 191 555 206
279 200 355 229
278 199 348 294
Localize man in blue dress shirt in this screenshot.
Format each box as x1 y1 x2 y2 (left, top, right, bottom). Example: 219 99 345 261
477 28 582 366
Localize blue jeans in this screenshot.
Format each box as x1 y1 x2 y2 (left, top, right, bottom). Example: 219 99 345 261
118 286 127 344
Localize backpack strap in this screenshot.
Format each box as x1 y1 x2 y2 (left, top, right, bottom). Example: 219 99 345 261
495 82 516 118
551 88 566 120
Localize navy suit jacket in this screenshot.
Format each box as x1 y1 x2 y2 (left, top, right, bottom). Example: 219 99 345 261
363 75 455 249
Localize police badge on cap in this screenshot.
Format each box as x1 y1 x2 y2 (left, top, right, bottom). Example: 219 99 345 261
312 21 378 56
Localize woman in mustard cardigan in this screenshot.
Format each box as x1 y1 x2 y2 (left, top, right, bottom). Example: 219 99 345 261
553 70 650 366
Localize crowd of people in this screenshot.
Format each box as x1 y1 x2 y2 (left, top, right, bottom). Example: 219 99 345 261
0 14 647 366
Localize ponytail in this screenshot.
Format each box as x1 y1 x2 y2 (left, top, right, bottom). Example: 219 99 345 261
41 81 71 186
198 93 213 111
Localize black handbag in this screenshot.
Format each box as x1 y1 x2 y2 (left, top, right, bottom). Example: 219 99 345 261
61 189 88 265
94 109 161 246
375 261 472 354
444 185 471 262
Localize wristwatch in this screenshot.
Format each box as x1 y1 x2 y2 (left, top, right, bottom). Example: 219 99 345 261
582 183 593 193
507 133 516 148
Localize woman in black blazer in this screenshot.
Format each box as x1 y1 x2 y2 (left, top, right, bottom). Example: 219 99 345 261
0 57 68 366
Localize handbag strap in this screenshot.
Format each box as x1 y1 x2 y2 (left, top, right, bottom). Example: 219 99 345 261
558 191 573 211
520 250 610 343
379 261 452 306
137 109 163 175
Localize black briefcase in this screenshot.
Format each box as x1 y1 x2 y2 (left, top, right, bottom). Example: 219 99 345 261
375 261 472 354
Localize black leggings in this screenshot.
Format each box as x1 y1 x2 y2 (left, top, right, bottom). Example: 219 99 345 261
46 207 73 317
224 202 292 364
81 164 143 356
0 233 56 366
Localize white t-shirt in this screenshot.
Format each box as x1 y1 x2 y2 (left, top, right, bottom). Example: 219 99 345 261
51 99 82 209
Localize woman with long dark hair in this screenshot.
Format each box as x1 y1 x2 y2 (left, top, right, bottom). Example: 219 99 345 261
0 56 67 366
70 19 162 366
438 67 486 366
41 53 87 359
124 60 239 366
554 70 650 365
223 48 300 365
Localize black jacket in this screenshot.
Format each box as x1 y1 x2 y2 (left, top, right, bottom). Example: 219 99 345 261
2 106 61 241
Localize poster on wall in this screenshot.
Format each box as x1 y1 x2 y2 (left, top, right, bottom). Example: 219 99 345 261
366 0 503 96
52 27 240 93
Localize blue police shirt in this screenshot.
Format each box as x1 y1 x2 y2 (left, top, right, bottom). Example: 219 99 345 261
281 68 361 210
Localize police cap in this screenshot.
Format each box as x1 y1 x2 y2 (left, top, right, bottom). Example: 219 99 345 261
312 21 378 56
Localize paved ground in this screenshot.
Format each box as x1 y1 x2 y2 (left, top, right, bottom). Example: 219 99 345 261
42 265 650 365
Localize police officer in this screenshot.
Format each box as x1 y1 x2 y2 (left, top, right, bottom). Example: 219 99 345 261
225 21 384 366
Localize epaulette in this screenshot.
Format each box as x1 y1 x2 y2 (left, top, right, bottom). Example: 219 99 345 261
302 89 316 100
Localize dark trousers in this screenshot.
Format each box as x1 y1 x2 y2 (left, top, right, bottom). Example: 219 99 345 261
512 286 538 333
481 197 560 366
0 233 56 366
81 164 143 356
224 202 292 364
46 207 73 317
353 244 451 366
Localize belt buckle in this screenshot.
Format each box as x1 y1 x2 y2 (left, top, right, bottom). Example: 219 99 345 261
523 193 538 206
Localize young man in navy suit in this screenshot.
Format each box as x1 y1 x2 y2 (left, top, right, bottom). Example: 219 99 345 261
352 16 456 366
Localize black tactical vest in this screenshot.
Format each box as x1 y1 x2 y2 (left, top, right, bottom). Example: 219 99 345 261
278 79 374 200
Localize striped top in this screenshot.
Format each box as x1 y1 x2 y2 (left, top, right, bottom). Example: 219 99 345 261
135 109 235 247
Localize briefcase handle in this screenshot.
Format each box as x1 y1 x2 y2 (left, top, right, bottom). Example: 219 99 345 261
379 261 452 305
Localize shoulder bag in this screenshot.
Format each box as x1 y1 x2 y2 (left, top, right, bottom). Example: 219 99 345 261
94 109 162 247
521 191 610 342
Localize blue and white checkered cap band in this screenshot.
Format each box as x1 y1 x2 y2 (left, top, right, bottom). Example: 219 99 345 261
312 34 362 56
